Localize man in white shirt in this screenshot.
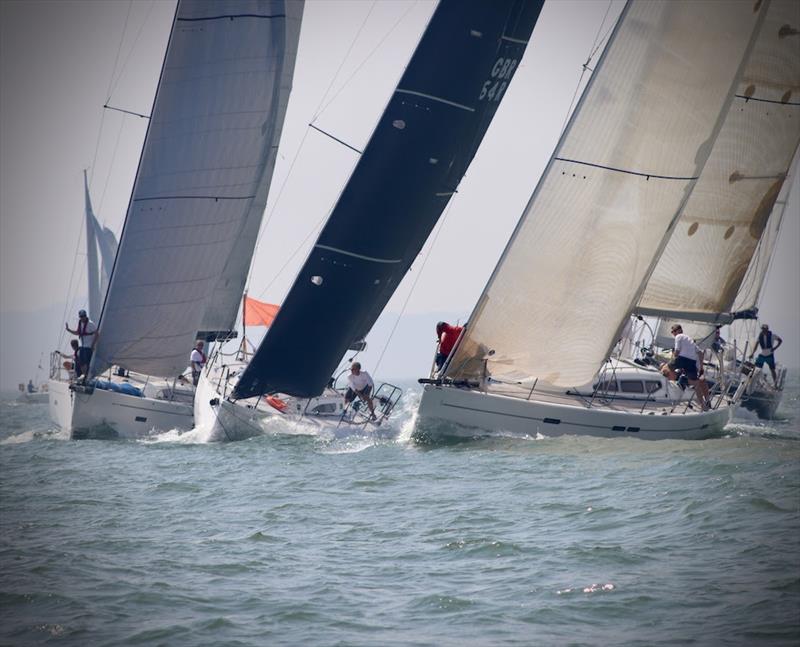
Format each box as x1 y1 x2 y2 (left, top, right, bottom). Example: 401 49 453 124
65 309 97 381
190 340 206 386
345 362 376 420
670 324 711 410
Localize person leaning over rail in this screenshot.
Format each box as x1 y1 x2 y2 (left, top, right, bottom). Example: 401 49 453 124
749 323 783 389
670 324 712 411
344 362 376 420
190 340 206 386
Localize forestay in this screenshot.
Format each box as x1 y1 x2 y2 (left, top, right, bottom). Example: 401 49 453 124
92 0 302 378
446 1 763 388
234 0 545 399
637 0 800 324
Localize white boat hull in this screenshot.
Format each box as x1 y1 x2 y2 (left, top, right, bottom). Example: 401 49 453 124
48 378 193 439
194 371 277 442
415 384 733 441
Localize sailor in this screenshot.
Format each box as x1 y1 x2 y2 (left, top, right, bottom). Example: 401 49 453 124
344 362 376 420
435 321 464 372
749 324 782 388
190 340 206 386
711 326 726 354
27 379 35 393
670 324 712 410
65 309 97 380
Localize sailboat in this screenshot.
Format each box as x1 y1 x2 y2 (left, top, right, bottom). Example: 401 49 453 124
415 0 786 441
634 0 800 421
195 0 546 441
48 0 303 439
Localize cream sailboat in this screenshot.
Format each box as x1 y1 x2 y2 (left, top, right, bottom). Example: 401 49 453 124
415 0 796 441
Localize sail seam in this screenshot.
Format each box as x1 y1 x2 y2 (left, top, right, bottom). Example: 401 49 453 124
395 89 475 112
315 245 402 264
177 14 286 23
133 195 255 202
554 157 699 181
734 94 800 106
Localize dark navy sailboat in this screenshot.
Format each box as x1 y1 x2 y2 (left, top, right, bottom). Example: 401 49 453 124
196 0 544 440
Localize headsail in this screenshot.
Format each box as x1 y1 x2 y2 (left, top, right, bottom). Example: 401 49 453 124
234 0 545 399
636 0 800 325
445 1 764 388
91 0 303 377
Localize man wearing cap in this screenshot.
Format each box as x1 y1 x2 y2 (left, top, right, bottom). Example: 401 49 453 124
66 309 98 380
670 324 712 410
749 323 783 388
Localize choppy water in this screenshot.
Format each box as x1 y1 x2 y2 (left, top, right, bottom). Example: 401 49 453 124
2 376 799 646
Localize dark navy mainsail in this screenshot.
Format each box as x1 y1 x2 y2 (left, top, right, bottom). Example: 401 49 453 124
234 0 544 399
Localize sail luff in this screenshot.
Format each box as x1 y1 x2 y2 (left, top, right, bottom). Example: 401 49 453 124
90 0 304 378
233 0 546 399
445 0 765 388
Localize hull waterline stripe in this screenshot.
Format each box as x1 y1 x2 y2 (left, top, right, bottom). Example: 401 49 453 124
315 245 402 264
395 89 475 112
434 399 720 435
555 157 699 181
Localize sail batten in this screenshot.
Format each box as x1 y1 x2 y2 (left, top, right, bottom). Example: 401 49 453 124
234 0 546 399
445 0 766 388
92 0 303 378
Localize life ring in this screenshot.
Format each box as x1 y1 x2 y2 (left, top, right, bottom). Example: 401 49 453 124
266 395 287 412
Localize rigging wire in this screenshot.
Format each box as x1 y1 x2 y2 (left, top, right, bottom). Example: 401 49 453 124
372 198 457 377
248 1 420 298
105 0 157 104
558 0 617 137
88 0 133 189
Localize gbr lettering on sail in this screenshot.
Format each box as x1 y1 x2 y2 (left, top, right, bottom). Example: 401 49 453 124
479 57 518 102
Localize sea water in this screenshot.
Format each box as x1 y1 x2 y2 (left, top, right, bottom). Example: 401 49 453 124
1 375 798 646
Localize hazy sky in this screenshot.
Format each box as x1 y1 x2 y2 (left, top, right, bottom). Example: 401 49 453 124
1 0 798 389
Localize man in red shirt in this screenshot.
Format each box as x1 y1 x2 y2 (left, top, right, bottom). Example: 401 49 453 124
435 321 464 372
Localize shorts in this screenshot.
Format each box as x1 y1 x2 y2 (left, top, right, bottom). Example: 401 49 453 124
345 384 372 402
78 347 93 367
754 354 775 370
674 355 698 380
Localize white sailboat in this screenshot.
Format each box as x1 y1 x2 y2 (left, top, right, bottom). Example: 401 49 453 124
196 0 546 441
49 0 303 439
415 0 784 441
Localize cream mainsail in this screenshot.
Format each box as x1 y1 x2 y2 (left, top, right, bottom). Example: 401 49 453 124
637 0 800 323
445 0 765 387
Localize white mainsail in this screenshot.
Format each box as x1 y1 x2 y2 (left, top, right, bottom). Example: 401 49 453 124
446 0 764 387
91 0 303 377
83 169 102 321
83 170 119 322
636 0 800 323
